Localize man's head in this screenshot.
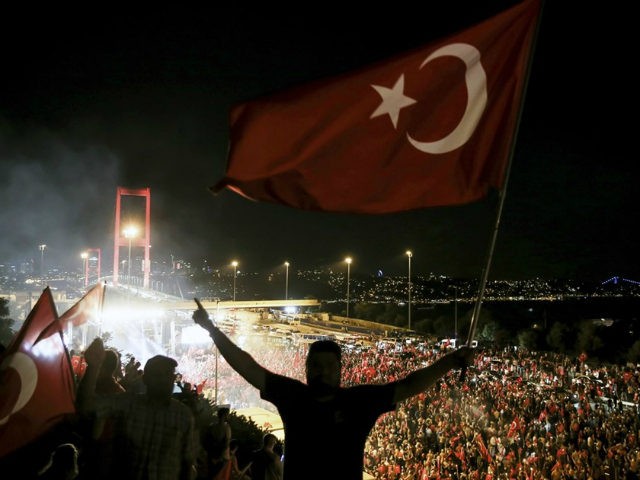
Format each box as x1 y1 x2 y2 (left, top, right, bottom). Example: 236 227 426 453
143 355 178 399
305 340 342 396
38 443 79 478
217 406 230 420
263 433 278 450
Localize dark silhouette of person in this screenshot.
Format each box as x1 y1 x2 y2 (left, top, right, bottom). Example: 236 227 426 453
193 301 475 480
36 442 80 480
197 406 232 479
77 338 197 480
249 433 283 480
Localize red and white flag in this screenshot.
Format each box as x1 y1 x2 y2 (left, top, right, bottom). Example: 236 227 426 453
475 433 493 464
0 288 75 458
56 282 105 331
36 282 106 381
507 416 521 438
213 0 542 213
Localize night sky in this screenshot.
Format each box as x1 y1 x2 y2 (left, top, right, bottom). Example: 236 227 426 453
0 2 636 281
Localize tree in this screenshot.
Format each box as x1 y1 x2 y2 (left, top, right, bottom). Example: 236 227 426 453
478 320 499 344
414 317 435 335
575 320 604 359
432 316 454 338
627 340 640 365
0 297 16 348
517 329 539 350
379 304 403 325
546 321 571 354
353 303 383 321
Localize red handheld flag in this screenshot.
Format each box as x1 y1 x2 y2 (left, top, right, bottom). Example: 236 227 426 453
214 0 541 213
36 282 106 345
0 288 76 458
57 282 105 331
475 433 494 464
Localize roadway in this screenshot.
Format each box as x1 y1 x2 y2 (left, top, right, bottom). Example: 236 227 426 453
169 298 321 311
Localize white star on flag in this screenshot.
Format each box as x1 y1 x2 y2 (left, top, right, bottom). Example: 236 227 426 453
370 74 416 129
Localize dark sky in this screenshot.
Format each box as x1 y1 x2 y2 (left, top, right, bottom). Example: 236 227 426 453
0 2 636 281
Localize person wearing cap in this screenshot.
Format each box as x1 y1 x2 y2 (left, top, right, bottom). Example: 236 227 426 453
77 338 197 480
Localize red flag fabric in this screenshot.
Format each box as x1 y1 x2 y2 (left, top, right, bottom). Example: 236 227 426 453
475 433 493 464
214 0 542 213
37 283 105 383
0 288 76 458
57 282 105 331
507 416 521 438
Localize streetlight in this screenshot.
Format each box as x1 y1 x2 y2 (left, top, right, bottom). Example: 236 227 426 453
345 257 352 318
231 260 238 301
406 250 412 330
81 251 89 288
123 225 139 288
38 244 47 277
284 261 290 300
454 286 458 341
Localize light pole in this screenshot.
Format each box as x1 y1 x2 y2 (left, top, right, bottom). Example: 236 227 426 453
123 226 138 289
284 261 290 300
231 261 238 301
81 251 89 288
345 257 352 318
38 244 47 278
214 300 220 404
454 286 458 340
406 250 412 330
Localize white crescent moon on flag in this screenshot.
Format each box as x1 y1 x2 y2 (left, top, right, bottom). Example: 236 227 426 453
0 352 38 425
407 43 487 154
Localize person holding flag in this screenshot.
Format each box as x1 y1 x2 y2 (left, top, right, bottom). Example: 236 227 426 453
211 0 543 368
0 284 105 472
193 300 474 480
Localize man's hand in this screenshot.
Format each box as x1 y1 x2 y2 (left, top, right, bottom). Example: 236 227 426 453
124 356 142 377
84 338 106 367
451 345 476 369
192 298 214 331
122 356 143 391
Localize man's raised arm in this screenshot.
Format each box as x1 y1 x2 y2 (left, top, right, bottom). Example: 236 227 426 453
76 337 106 414
192 299 267 391
392 346 475 404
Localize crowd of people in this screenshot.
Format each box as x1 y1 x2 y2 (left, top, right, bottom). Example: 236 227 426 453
360 350 639 479
7 313 640 480
177 320 640 480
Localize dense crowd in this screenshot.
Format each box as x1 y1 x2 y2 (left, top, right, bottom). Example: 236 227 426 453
6 323 639 479
177 331 640 480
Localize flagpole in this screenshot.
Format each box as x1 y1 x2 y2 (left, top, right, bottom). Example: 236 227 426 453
465 0 545 349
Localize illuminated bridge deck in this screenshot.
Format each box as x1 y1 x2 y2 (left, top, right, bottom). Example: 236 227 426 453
168 298 321 311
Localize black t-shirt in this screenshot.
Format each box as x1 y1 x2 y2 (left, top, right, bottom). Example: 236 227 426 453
261 372 396 480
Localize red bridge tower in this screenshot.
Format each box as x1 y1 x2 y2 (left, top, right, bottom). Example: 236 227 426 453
112 187 151 288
